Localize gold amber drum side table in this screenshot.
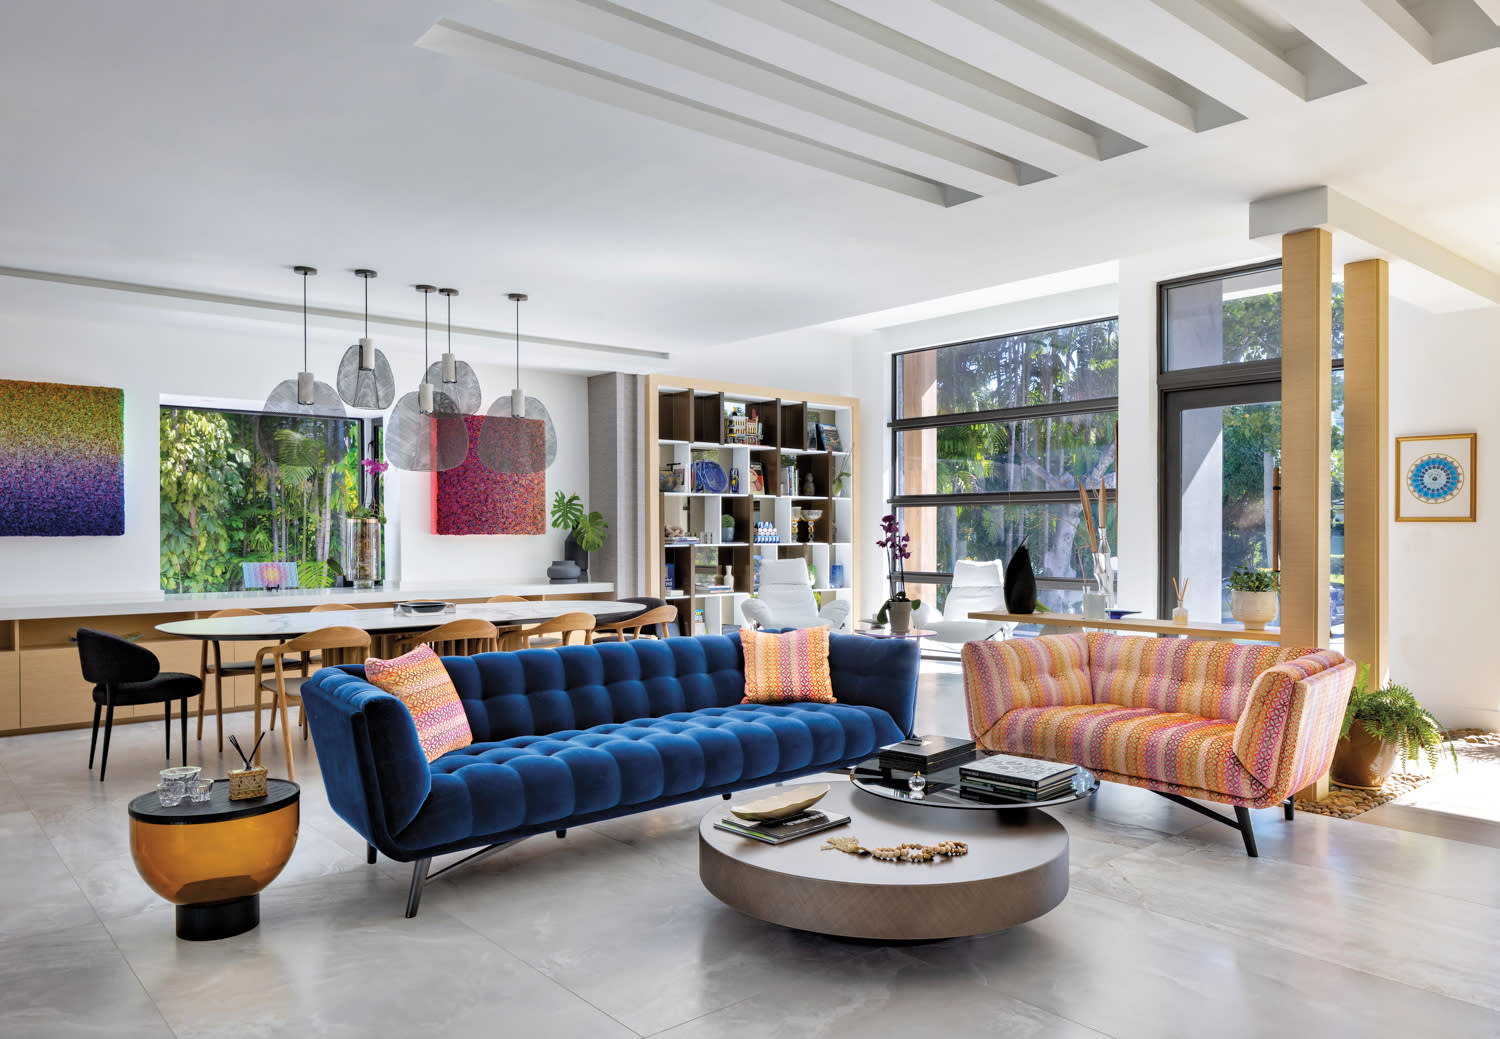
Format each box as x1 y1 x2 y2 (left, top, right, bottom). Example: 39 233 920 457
128 779 299 940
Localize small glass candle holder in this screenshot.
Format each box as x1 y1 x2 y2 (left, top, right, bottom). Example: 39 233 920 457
907 771 926 799
158 766 200 807
188 778 214 803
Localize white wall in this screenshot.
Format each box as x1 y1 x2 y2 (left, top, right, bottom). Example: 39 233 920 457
0 279 589 600
1388 301 1500 728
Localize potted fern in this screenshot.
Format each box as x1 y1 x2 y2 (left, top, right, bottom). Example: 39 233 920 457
549 492 609 581
1329 669 1456 789
1228 565 1278 630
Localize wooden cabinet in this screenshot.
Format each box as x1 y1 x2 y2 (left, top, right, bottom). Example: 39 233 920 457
645 376 859 635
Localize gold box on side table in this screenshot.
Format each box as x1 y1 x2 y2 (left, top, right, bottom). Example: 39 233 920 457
228 766 268 800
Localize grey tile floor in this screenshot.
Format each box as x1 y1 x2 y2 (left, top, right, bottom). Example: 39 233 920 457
2 662 1498 1037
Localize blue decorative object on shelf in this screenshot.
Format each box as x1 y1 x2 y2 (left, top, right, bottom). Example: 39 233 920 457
1105 609 1139 620
729 466 740 493
692 459 728 493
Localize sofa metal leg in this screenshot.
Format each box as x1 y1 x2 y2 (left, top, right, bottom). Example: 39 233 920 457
1235 806 1259 857
556 829 566 838
1153 791 1260 857
405 858 431 918
1283 797 1295 821
722 793 731 800
367 843 377 865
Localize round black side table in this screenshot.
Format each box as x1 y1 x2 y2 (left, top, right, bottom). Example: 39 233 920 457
128 779 299 940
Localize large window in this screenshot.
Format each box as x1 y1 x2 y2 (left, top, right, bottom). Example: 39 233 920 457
1159 263 1344 639
159 405 375 592
891 318 1119 616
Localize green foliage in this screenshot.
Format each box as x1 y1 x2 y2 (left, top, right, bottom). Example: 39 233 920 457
1340 668 1456 771
1227 566 1278 592
159 407 357 592
550 491 609 552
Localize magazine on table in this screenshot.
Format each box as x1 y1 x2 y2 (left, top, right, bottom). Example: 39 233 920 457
713 810 851 845
960 753 1078 788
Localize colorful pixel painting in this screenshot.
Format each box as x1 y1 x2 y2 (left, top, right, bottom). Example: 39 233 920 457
0 379 124 536
434 415 545 535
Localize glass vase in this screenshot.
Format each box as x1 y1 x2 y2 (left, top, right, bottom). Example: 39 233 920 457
1092 532 1115 610
344 517 382 589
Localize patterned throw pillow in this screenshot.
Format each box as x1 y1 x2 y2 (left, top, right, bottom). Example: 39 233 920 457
739 626 836 705
364 645 473 762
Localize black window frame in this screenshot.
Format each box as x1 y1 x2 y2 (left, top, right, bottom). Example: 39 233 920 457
888 315 1120 594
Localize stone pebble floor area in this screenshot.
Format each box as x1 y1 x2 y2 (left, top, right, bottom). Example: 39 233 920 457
1293 730 1499 820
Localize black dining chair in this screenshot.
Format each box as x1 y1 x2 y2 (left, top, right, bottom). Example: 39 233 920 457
76 628 203 781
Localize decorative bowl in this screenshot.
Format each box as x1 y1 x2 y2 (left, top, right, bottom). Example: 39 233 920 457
729 784 829 821
692 459 728 494
1105 609 1140 620
395 601 450 615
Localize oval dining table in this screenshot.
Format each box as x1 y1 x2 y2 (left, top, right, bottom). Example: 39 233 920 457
157 600 648 766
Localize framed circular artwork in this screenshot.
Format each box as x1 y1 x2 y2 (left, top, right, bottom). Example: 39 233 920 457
1396 434 1476 521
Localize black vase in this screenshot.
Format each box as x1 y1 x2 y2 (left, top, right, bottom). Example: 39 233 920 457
564 532 589 581
1004 545 1037 614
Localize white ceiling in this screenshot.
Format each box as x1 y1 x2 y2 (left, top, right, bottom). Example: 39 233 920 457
2 0 1499 367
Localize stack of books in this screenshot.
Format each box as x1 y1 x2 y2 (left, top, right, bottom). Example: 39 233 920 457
959 754 1079 800
713 809 851 845
877 734 976 774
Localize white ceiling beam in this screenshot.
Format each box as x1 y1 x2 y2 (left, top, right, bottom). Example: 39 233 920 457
706 0 1102 172
1250 186 1500 305
494 0 1022 191
417 20 978 208
844 0 1196 144
1260 0 1432 81
1060 0 1306 119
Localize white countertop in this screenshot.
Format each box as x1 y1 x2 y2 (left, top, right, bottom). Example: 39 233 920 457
0 581 616 621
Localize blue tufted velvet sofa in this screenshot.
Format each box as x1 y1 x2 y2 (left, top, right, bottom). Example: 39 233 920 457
299 631 918 916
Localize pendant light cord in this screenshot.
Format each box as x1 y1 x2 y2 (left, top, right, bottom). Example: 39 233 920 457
515 296 521 393
423 292 430 368
364 276 369 338
302 269 309 370
447 293 452 353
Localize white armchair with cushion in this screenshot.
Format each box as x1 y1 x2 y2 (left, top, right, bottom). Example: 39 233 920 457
925 560 1015 644
741 559 852 631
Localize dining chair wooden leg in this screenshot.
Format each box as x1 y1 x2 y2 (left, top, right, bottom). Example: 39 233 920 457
164 700 171 760
211 641 226 751
196 641 208 740
179 695 188 766
277 687 296 782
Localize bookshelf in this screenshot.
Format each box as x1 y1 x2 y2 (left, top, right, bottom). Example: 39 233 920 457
644 376 859 636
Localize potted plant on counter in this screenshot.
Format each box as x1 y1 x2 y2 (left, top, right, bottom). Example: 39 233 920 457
1330 668 1456 789
1228 565 1278 630
874 513 921 634
549 491 609 582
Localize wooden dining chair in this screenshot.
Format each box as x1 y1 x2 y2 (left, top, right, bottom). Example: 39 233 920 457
522 611 596 648
485 594 531 603
196 607 264 752
593 605 678 643
253 625 371 781
398 618 499 657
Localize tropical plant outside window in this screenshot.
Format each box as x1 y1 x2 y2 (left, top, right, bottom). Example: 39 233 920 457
1160 264 1344 631
891 318 1119 615
159 405 369 592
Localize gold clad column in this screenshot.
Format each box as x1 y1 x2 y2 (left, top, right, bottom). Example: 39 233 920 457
1342 259 1389 683
1281 229 1333 800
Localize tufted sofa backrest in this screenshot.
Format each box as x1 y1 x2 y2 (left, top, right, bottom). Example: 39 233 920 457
1086 632 1313 722
441 636 746 742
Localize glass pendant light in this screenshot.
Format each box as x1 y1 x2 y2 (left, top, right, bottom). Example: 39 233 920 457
335 268 396 409
479 291 555 473
384 284 468 472
423 287 482 414
259 265 346 453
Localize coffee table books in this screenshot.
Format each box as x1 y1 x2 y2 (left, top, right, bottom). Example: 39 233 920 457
960 754 1079 799
877 734 977 773
712 809 851 845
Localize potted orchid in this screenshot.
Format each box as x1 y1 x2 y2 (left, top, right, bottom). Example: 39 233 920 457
874 513 922 633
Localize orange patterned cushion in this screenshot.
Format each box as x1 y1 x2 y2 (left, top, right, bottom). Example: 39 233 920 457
365 645 473 762
739 626 836 705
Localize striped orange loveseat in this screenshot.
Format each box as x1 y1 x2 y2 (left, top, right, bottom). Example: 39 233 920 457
962 632 1357 855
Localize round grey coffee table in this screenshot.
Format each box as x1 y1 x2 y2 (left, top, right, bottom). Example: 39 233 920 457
698 782 1069 940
